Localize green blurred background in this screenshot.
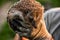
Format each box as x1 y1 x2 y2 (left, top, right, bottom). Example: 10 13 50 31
0 0 60 40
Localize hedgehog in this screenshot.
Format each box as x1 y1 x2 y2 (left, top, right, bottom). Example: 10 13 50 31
7 0 54 40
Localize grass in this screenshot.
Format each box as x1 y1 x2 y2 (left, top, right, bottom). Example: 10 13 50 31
0 21 15 40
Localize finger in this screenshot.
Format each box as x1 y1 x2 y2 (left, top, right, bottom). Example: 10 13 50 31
22 37 29 40
14 33 20 40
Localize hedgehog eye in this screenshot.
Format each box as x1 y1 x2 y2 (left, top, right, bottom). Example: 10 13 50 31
24 10 29 15
24 9 31 16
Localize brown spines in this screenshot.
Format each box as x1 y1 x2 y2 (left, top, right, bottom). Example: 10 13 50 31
12 0 44 22
8 0 45 39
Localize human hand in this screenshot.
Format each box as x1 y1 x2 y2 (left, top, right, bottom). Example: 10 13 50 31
14 33 29 40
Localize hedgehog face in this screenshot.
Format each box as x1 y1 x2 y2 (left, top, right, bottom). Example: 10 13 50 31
7 8 36 37
7 0 44 39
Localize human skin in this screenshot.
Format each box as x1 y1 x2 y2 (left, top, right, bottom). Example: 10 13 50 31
14 33 29 40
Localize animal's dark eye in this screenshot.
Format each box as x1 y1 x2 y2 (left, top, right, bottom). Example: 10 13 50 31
24 9 31 15
25 10 29 14
23 10 28 15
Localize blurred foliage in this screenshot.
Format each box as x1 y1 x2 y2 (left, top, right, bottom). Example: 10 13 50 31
0 21 15 40
51 0 60 7
37 0 48 5
0 0 19 6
